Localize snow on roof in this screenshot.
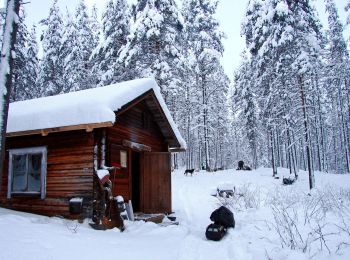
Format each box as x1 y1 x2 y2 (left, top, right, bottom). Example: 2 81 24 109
7 78 186 149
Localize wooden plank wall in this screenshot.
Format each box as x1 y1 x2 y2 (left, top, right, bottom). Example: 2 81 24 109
0 130 94 218
108 101 168 151
107 101 172 213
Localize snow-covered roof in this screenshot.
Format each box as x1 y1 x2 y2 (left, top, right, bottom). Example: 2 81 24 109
7 78 186 150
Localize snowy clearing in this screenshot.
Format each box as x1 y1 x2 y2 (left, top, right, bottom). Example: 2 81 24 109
1 168 350 260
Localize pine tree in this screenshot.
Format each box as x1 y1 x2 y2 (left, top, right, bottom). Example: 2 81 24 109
91 0 130 86
90 4 101 46
12 25 39 101
60 9 78 93
233 52 261 170
119 0 184 102
325 0 350 173
38 0 64 96
11 7 29 102
0 10 5 46
241 0 324 187
345 0 350 34
63 0 98 92
182 0 227 171
24 26 40 99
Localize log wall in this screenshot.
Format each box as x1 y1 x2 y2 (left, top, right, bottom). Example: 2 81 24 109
108 100 168 152
107 101 171 212
0 130 94 218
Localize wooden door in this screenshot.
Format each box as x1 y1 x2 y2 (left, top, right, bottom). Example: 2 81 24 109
109 144 130 200
142 152 171 213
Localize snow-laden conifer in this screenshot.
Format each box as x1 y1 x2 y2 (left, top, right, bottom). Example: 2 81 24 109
63 0 98 92
38 0 64 96
91 0 130 86
119 0 184 102
182 0 229 171
12 23 39 101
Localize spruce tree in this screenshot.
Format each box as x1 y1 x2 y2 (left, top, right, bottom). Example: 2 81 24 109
241 0 324 187
38 0 64 96
12 25 39 101
63 0 98 92
325 0 350 173
91 0 130 86
11 7 29 102
60 9 78 93
233 52 261 170
182 0 227 171
0 11 4 46
119 0 184 102
22 26 40 100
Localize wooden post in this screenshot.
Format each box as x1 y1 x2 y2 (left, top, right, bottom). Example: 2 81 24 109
0 0 21 190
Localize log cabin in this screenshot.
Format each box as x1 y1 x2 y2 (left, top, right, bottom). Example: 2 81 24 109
0 78 186 219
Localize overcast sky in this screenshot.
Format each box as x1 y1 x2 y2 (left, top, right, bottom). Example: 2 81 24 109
0 0 349 79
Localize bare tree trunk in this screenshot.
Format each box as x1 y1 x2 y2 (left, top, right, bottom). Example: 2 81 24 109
292 132 299 171
333 129 338 172
270 129 277 177
0 0 21 189
299 75 314 189
312 98 322 172
202 75 210 171
276 129 281 168
338 87 350 173
317 93 326 172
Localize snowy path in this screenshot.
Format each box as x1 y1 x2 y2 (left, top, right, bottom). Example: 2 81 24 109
1 168 350 260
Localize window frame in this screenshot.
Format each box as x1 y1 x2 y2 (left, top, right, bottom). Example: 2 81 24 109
7 146 47 199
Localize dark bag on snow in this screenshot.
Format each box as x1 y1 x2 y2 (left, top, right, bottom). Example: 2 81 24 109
210 206 235 228
205 223 227 241
283 177 295 185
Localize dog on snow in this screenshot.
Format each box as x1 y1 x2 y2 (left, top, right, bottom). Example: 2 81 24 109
184 169 195 176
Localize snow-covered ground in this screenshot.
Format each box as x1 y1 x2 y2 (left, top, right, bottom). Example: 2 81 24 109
1 168 350 260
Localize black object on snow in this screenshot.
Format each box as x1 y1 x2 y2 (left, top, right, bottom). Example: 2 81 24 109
210 206 235 228
237 160 244 170
205 223 227 241
283 177 295 185
243 165 252 170
237 161 252 171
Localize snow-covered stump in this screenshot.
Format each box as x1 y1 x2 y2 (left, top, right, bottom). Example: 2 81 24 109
0 0 20 184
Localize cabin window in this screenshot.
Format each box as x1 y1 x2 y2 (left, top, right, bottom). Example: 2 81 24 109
7 147 47 199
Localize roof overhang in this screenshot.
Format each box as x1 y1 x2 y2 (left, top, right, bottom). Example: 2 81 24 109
116 89 185 151
6 121 114 137
6 78 186 151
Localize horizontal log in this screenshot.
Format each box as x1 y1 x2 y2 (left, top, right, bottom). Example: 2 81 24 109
49 146 93 154
46 192 92 197
47 170 93 176
47 179 92 185
48 163 94 171
46 184 92 191
48 156 93 165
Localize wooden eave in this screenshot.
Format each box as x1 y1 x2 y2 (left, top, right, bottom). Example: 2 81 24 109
6 89 184 151
6 121 114 137
116 89 183 150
